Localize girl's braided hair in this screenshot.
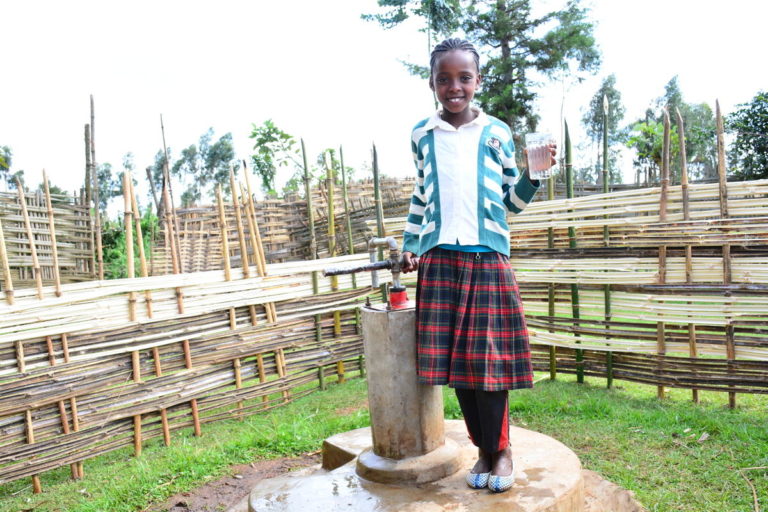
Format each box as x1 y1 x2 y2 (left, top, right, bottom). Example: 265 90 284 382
429 38 481 76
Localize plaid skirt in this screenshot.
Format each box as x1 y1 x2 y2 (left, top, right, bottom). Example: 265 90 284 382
415 247 533 391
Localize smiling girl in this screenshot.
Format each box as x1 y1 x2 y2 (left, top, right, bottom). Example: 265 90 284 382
401 38 555 493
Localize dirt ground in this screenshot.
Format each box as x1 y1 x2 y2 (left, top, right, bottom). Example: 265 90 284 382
146 453 321 512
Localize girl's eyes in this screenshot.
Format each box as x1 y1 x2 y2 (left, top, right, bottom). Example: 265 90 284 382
436 76 474 84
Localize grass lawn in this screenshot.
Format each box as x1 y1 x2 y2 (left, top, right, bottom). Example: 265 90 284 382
1 375 766 512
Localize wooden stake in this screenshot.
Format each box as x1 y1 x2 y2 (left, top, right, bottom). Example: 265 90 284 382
90 97 104 280
163 186 184 314
602 95 613 389
229 169 250 278
42 171 63 297
0 218 14 305
656 110 671 400
182 339 202 436
129 175 153 318
677 108 699 404
132 350 142 456
325 152 342 336
124 172 137 321
16 180 44 298
216 185 232 282
25 410 42 493
716 100 736 409
565 122 583 383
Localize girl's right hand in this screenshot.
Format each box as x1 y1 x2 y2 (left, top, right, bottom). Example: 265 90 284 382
402 251 419 273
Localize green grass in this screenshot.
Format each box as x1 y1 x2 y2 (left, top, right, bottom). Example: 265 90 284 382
1 376 766 512
0 381 370 512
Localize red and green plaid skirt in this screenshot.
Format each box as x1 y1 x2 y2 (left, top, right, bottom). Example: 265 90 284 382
415 247 533 391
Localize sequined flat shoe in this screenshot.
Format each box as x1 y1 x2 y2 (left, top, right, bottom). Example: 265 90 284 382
465 470 491 489
488 472 514 493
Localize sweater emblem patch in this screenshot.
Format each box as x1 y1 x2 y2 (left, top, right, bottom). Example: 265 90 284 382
487 137 501 151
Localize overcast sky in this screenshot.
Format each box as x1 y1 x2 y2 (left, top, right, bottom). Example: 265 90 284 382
2 0 765 208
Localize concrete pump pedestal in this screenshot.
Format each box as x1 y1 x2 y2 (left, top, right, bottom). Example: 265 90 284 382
248 420 585 512
356 304 462 484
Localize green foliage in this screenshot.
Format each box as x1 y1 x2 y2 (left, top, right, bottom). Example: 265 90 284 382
362 0 462 36
727 90 768 181
580 74 627 184
96 163 120 212
171 128 239 205
364 1 600 133
465 0 600 134
101 210 159 279
626 119 679 184
0 145 11 188
657 77 717 181
249 119 302 196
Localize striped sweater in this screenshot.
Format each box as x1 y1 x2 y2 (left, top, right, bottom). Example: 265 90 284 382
403 109 539 257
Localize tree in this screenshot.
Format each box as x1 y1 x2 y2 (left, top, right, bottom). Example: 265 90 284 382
96 163 122 213
580 74 626 184
249 120 302 196
656 77 716 182
171 129 238 206
626 116 679 186
463 0 600 135
727 91 768 181
0 146 16 191
365 0 601 138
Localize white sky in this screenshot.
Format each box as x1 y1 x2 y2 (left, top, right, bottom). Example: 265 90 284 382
2 0 766 210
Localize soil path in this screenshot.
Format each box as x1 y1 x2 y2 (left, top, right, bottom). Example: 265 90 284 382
146 454 320 512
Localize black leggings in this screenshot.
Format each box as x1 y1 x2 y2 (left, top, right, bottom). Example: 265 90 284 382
455 388 509 454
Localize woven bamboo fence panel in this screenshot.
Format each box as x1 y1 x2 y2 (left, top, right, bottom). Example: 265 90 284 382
0 253 384 487
0 190 94 291
384 179 768 394
150 178 415 274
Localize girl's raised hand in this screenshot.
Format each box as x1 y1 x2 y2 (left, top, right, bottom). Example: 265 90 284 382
402 251 419 274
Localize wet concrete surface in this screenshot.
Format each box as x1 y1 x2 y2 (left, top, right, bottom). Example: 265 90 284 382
248 421 585 512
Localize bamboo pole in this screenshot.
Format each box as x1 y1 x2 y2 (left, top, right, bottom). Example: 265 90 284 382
45 334 78 478
60 333 83 478
238 183 259 326
162 186 184 314
84 124 95 277
90 98 104 280
242 167 276 323
16 180 44 298
124 172 137 322
42 171 63 297
0 217 13 305
302 141 326 381
326 153 342 336
372 143 387 303
564 122 583 383
602 96 613 388
676 108 699 404
25 410 42 493
129 177 153 318
340 145 362 335
229 168 250 278
132 350 142 456
160 114 183 273
716 100 736 409
656 109 671 400
547 174 556 380
339 146 357 284
217 184 243 416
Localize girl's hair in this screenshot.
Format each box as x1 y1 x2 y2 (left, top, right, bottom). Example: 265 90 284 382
429 38 481 76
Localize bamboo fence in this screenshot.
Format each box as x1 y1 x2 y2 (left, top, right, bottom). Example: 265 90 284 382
0 189 95 297
2 136 767 494
149 177 417 273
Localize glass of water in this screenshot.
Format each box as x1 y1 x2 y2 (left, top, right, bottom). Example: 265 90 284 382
525 133 556 180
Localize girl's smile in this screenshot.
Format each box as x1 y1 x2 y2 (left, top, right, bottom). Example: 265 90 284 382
430 49 481 128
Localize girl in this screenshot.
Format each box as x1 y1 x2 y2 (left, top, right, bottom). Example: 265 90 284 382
401 38 554 493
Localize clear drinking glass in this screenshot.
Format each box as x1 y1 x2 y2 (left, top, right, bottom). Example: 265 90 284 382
525 133 556 180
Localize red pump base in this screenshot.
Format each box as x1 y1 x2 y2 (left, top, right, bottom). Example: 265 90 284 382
389 287 411 310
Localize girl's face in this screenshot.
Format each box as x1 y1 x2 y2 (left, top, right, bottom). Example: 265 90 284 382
430 50 481 126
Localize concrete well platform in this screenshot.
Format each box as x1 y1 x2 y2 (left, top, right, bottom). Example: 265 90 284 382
249 420 585 512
